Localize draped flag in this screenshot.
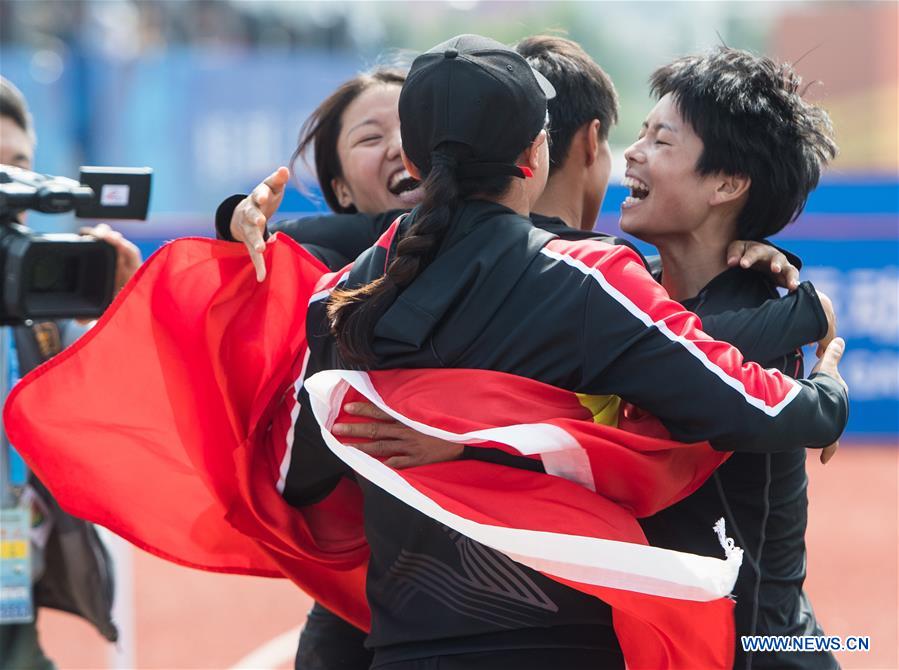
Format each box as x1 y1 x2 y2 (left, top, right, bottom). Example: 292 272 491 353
4 234 741 669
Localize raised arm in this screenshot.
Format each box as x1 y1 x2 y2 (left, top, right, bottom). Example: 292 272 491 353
214 168 402 273
214 167 290 281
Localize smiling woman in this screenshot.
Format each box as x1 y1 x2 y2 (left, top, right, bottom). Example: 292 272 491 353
218 66 425 281
290 67 424 215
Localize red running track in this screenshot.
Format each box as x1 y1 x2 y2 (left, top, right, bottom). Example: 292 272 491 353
37 444 898 669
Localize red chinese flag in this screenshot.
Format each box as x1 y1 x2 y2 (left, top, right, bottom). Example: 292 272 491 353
5 235 739 667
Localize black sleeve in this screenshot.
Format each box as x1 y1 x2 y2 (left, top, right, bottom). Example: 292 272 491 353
298 245 351 271
700 282 827 364
214 194 248 241
579 248 847 453
271 209 404 261
462 446 546 472
280 388 353 507
214 193 401 265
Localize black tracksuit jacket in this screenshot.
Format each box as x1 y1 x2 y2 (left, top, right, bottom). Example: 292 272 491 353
216 198 842 666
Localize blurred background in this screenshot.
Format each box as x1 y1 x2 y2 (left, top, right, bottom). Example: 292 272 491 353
1 1 896 668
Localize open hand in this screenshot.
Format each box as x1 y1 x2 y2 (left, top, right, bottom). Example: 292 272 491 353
811 337 848 464
332 402 464 469
726 240 799 291
230 167 290 282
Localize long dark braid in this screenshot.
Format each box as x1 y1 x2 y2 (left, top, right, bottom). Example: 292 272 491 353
328 143 511 366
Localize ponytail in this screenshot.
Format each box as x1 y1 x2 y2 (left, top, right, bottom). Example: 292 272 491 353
328 148 460 365
328 143 518 366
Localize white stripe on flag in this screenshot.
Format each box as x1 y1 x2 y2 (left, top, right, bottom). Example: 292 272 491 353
305 369 742 602
309 271 349 304
302 369 597 491
277 348 311 494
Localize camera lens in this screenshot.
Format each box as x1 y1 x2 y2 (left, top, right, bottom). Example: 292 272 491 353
29 254 78 293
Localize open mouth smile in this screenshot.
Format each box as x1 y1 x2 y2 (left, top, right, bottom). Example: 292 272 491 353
388 168 421 196
621 175 650 208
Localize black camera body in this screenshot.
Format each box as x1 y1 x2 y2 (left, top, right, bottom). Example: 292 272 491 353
0 164 152 325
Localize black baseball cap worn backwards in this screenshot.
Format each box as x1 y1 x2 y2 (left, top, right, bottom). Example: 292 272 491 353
399 34 556 180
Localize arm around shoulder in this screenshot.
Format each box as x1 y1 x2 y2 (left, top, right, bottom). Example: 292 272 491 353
577 246 848 453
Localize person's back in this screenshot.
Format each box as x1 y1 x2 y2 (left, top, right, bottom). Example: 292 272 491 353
291 201 627 665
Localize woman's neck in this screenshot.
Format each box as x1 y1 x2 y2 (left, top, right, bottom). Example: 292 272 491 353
656 229 735 302
486 179 532 218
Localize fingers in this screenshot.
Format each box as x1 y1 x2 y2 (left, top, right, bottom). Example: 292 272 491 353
349 439 406 459
820 442 839 464
231 167 288 262
728 241 802 290
248 244 267 282
812 337 847 391
819 336 846 370
242 228 267 282
332 404 405 439
80 223 110 237
765 251 800 291
343 402 394 421
726 241 749 267
781 260 800 292
251 182 272 209
251 167 289 212
230 199 267 243
736 242 770 270
80 224 142 289
815 292 837 357
384 456 415 469
263 166 290 195
332 420 408 440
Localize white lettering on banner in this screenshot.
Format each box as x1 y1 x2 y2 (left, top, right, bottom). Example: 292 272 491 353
193 112 286 183
805 266 899 345
841 350 899 400
846 269 899 344
194 115 231 182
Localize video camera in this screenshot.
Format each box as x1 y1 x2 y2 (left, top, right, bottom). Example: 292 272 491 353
0 164 151 325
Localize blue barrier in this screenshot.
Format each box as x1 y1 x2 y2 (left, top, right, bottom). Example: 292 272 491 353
2 45 895 439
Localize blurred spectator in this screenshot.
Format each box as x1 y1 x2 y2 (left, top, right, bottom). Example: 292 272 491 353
0 75 139 670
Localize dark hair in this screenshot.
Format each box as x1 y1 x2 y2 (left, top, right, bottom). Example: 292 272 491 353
290 68 406 214
0 76 35 141
516 35 618 174
650 47 837 240
327 142 517 365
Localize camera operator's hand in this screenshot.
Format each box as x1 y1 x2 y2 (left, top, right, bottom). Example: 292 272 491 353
80 223 142 292
231 167 289 282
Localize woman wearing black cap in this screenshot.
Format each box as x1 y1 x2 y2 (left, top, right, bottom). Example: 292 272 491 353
280 34 847 670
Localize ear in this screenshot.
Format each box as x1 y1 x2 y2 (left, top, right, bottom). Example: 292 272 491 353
331 176 354 210
584 119 601 167
524 129 548 171
401 150 422 181
711 173 751 206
